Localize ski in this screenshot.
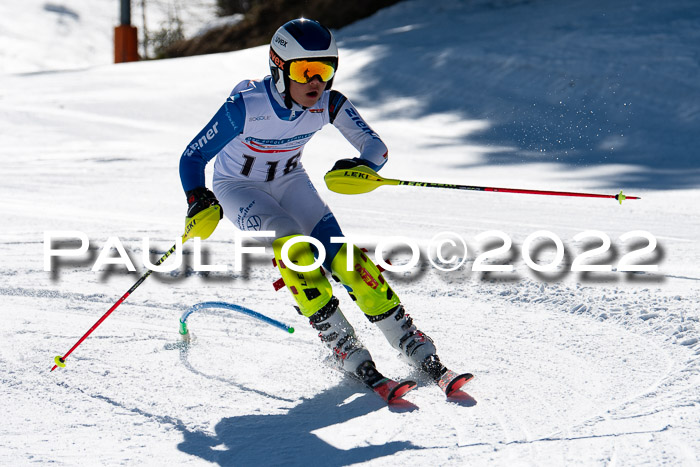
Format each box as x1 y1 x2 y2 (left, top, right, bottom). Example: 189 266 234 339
436 370 474 397
328 360 416 404
369 377 417 403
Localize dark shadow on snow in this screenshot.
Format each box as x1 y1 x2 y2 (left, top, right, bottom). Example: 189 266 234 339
336 1 700 190
177 385 423 466
43 3 80 21
59 378 422 466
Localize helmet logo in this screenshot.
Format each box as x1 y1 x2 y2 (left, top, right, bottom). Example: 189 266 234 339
274 35 288 47
269 48 285 70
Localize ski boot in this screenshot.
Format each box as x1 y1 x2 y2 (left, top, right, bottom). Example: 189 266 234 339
309 298 415 403
371 305 473 397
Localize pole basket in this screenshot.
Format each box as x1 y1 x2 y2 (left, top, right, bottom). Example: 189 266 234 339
114 25 139 63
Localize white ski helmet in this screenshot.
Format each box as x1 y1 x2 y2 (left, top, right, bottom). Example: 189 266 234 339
269 18 338 107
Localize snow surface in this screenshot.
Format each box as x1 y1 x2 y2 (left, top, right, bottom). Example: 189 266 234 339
0 0 219 73
1 0 699 465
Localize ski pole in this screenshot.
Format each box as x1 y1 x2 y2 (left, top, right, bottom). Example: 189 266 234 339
324 166 640 204
51 205 223 372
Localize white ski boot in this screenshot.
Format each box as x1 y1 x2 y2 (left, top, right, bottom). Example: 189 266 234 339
371 304 437 367
309 298 417 402
309 297 372 374
371 305 473 396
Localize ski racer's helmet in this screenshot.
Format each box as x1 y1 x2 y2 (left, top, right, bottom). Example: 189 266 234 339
269 18 338 107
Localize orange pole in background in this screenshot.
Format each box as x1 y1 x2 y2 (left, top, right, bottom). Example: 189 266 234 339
114 0 139 63
114 25 139 63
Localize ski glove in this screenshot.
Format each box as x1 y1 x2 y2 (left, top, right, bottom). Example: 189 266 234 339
329 157 372 172
186 187 223 219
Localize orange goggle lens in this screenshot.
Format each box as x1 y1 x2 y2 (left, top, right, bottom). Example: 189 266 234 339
288 60 336 84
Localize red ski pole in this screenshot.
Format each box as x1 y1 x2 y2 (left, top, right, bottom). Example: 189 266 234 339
51 238 182 371
324 166 640 204
51 205 222 371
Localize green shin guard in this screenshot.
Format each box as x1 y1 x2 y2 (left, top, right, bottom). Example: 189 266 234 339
273 235 333 317
330 244 401 317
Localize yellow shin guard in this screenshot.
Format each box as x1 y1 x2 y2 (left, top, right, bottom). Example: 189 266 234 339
331 244 401 317
272 235 333 317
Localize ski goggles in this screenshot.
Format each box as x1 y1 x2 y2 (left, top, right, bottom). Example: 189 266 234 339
288 59 336 84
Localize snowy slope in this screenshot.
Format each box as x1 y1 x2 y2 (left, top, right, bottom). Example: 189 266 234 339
1 0 699 466
0 0 219 74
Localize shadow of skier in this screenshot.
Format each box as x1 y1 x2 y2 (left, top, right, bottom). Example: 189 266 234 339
177 384 423 465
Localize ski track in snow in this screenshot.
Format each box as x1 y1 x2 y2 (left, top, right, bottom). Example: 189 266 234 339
2 0 700 465
2 244 698 464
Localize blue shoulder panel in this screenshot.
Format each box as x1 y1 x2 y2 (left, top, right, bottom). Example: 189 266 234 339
328 90 347 124
179 94 246 191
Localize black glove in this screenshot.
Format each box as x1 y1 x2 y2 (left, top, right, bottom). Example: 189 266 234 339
185 187 223 219
329 157 372 172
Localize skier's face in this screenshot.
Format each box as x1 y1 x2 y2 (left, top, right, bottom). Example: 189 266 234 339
289 76 326 108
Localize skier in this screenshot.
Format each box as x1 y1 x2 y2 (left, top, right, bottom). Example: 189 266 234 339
179 18 471 401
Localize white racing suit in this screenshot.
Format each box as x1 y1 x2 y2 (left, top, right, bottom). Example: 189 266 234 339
179 77 440 379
